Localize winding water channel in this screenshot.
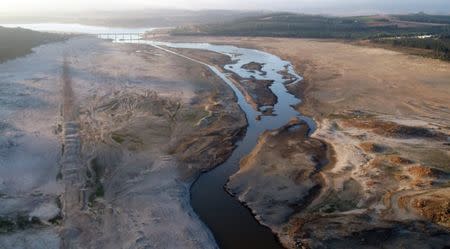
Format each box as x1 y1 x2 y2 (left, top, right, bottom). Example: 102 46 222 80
2 23 315 248
137 41 316 249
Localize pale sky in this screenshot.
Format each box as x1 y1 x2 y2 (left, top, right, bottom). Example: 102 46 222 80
1 0 450 14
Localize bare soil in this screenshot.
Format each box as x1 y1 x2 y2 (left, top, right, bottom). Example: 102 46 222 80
61 39 247 249
0 37 247 249
155 35 450 249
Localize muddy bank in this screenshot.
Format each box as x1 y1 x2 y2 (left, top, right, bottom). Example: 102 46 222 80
228 99 450 249
227 118 328 229
154 35 450 248
152 36 450 123
61 39 247 249
166 47 282 115
142 40 308 249
276 114 450 249
1 36 247 249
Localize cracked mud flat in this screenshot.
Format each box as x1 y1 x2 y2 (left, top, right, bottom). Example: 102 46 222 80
0 36 247 248
154 36 450 249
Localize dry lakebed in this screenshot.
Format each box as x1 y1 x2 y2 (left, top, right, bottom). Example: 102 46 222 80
0 30 449 249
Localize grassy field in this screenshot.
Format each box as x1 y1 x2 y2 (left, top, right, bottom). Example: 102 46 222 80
0 26 67 63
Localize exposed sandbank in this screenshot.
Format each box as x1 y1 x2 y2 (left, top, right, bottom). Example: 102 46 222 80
154 35 450 248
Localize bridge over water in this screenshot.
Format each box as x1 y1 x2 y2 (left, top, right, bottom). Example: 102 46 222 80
96 32 145 41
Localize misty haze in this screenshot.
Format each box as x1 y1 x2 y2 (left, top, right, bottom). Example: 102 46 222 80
0 1 449 249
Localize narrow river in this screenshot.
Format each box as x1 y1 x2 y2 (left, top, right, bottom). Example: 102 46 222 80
1 23 314 248
133 41 316 249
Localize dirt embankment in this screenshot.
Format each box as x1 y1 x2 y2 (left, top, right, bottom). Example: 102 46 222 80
227 118 329 230
238 38 450 249
157 35 450 248
60 41 247 249
155 36 450 124
168 47 278 113
0 37 247 249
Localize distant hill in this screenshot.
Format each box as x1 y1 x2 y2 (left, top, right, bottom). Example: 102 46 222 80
393 12 450 24
0 9 266 28
171 13 450 39
0 27 67 63
171 12 450 61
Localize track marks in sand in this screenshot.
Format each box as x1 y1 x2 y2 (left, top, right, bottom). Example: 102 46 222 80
60 56 86 248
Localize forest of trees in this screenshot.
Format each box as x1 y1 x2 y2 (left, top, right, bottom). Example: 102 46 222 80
172 13 450 39
372 35 450 61
394 13 450 24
